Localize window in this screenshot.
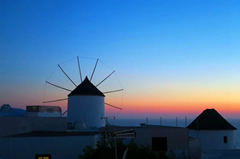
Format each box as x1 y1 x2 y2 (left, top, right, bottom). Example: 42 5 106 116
47 108 54 113
224 136 228 143
35 154 51 159
152 137 167 151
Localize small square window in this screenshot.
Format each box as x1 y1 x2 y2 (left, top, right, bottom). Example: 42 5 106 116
223 136 228 143
152 137 167 151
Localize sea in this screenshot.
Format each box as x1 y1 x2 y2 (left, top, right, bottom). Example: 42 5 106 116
108 118 240 148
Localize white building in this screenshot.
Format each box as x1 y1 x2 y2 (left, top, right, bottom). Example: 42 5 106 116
0 116 67 138
0 131 101 159
187 109 236 150
0 77 106 159
67 77 105 129
104 124 193 159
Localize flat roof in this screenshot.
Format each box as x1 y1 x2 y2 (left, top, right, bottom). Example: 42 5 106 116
7 131 100 137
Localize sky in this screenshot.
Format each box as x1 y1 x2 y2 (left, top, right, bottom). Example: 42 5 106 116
1 0 240 119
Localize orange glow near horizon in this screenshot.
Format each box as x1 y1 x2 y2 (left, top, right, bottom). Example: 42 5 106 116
8 87 240 119
105 101 240 118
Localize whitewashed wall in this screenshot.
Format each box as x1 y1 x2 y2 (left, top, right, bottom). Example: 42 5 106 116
0 134 101 159
67 96 104 128
189 137 201 159
0 117 67 137
106 126 190 159
189 130 235 150
26 112 61 117
137 127 189 158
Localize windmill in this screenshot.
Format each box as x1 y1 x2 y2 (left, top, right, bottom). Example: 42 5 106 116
43 56 123 128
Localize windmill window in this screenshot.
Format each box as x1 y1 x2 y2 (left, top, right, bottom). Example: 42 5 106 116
35 154 51 159
223 136 228 143
152 137 167 151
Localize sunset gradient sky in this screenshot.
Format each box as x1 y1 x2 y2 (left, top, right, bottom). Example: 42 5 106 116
1 1 240 119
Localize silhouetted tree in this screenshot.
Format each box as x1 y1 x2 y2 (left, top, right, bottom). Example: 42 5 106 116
79 141 174 159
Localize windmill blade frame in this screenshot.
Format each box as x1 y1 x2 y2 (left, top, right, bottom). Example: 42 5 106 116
43 56 123 119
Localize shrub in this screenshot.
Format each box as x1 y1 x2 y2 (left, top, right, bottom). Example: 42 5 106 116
79 141 174 159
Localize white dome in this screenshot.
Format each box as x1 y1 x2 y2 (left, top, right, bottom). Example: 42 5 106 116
1 104 11 111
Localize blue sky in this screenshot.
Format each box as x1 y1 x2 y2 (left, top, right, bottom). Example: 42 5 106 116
1 1 240 118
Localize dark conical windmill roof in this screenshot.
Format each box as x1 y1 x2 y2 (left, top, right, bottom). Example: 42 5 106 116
68 77 105 97
187 109 236 130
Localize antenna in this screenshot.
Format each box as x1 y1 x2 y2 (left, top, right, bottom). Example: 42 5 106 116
102 124 136 159
101 116 115 126
112 129 136 159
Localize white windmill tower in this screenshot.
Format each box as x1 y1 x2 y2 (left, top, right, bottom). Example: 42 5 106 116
67 76 105 128
43 57 123 130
